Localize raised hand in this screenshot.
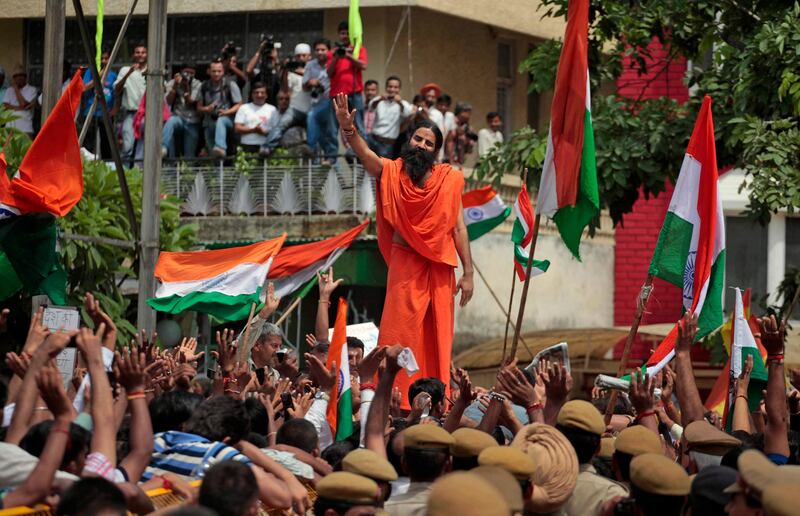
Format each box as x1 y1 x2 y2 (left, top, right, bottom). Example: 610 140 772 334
135 329 160 365
304 353 336 392
24 306 50 353
661 365 675 402
115 346 147 392
212 329 238 376
542 360 572 403
36 363 73 419
177 337 204 364
735 354 754 398
498 366 537 407
629 369 656 415
383 344 404 375
358 346 386 383
334 93 357 131
318 267 344 301
84 292 117 349
676 312 698 355
40 328 79 359
5 352 31 379
758 314 785 356
75 323 105 362
259 282 281 319
453 367 476 406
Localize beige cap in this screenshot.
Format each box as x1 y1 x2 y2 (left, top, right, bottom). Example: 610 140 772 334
316 471 379 504
472 466 525 512
478 445 536 479
451 427 499 458
403 424 455 450
426 472 510 516
615 426 662 456
684 420 741 455
342 448 398 482
556 400 605 435
598 437 615 458
762 482 800 516
725 450 800 497
630 453 691 496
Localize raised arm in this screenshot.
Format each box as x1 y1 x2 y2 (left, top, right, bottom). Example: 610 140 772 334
77 323 117 466
673 312 705 426
760 315 790 458
732 354 754 434
365 345 403 458
334 93 382 176
315 268 342 345
453 199 474 308
116 345 154 483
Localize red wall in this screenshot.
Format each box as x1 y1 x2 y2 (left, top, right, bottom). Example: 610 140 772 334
613 39 688 326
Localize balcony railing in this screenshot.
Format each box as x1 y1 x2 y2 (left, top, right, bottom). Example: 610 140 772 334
161 158 376 217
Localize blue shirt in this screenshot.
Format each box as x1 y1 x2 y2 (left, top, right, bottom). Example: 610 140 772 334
82 68 117 117
144 430 251 481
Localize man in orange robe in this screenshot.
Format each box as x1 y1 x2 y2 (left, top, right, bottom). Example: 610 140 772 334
334 93 474 408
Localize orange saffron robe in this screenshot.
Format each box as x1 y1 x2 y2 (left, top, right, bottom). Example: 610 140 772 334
375 157 464 408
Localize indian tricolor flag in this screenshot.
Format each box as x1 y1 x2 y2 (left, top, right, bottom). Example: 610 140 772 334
512 184 550 280
462 185 511 241
326 297 353 441
704 288 767 430
147 234 286 321
268 220 368 298
535 0 599 260
642 95 726 376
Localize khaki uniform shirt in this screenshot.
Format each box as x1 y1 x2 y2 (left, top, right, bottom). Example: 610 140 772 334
562 463 629 516
385 481 433 516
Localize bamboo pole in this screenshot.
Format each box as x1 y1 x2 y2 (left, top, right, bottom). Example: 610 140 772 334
276 295 303 326
509 214 541 360
603 274 654 425
503 169 527 362
236 302 258 363
473 261 532 356
781 281 800 327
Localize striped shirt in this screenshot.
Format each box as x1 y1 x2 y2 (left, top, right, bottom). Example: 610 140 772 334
143 431 251 481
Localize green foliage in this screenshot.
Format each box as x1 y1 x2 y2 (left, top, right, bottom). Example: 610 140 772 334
1 108 198 345
479 0 800 226
474 127 547 188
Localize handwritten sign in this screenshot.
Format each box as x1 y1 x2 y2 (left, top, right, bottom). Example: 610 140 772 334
328 322 379 356
55 348 77 389
42 305 80 332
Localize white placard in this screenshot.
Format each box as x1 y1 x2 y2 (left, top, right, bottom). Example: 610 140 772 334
55 348 77 390
328 322 379 356
42 305 80 332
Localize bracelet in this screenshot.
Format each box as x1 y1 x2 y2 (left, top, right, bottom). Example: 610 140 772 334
51 427 70 436
127 390 145 398
224 388 241 395
735 394 748 402
360 383 376 391
160 476 173 491
268 432 277 437
34 406 50 411
526 402 544 412
319 300 331 305
635 410 656 421
127 394 146 401
767 354 784 363
144 388 155 393
341 126 356 137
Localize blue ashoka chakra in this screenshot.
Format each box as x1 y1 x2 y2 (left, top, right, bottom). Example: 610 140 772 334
466 207 485 222
338 369 346 391
683 251 696 303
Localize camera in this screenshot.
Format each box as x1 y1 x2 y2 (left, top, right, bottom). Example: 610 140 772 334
180 71 192 85
310 84 324 99
260 33 282 52
334 41 348 57
466 130 479 142
221 41 240 59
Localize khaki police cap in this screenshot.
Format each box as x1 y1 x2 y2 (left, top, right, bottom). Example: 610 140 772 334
630 453 691 496
451 427 499 458
598 437 615 458
684 420 741 455
615 426 662 456
403 424 455 450
316 471 379 504
762 482 800 516
472 466 525 512
478 445 536 479
726 450 800 496
342 448 398 482
557 400 605 435
427 472 510 516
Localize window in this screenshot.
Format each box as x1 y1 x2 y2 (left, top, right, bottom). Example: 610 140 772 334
724 216 768 309
496 41 514 134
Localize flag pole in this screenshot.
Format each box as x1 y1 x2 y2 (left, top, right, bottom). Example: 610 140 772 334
473 261 532 356
503 169 528 362
237 302 258 363
781 281 800 327
509 213 541 360
275 295 303 326
603 274 654 425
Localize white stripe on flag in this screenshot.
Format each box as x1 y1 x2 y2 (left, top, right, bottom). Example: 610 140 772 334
465 196 507 224
271 247 346 299
154 261 270 298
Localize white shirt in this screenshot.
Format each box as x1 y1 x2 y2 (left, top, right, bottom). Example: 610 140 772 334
287 72 311 114
114 66 146 111
234 102 278 145
304 397 334 450
3 84 37 134
370 97 413 140
478 128 503 156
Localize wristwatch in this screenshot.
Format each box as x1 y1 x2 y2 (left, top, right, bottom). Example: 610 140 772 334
314 391 330 402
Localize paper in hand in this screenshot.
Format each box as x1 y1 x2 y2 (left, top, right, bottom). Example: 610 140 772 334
397 347 419 376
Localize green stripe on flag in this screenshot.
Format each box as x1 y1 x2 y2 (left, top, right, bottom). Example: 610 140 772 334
514 245 550 275
741 346 768 412
468 207 511 241
648 211 693 287
0 251 23 301
335 389 354 441
147 288 264 322
552 108 600 260
697 250 725 339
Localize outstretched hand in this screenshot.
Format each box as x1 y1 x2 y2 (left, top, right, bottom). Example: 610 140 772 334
318 267 344 301
676 312 698 355
258 282 281 319
84 292 117 350
334 93 357 131
758 314 785 355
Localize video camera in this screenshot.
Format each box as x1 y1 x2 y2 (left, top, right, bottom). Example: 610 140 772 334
221 41 241 60
260 33 282 53
334 41 348 57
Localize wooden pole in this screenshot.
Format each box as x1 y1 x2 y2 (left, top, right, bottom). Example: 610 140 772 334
781 281 800 327
509 214 542 360
276 295 303 326
502 169 527 362
41 0 65 123
474 261 532 356
603 274 654 425
237 303 258 363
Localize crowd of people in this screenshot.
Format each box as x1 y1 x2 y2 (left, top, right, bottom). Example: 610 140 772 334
0 21 505 167
1 269 799 516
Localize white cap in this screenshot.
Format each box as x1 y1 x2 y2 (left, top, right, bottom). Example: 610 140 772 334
294 43 311 56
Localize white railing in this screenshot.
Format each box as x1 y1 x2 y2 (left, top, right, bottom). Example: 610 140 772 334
161 160 377 217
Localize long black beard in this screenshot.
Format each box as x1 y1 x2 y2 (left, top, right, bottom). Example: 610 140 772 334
400 144 436 184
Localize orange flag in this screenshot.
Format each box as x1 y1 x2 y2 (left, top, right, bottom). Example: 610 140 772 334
5 70 83 216
325 297 350 435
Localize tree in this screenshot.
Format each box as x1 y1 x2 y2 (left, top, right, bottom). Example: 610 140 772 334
477 0 800 226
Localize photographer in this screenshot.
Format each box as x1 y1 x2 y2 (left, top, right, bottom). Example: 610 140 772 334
161 63 202 158
220 42 247 89
304 39 338 163
197 58 242 158
365 76 412 159
246 33 282 101
445 101 477 167
260 43 313 156
327 21 368 136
